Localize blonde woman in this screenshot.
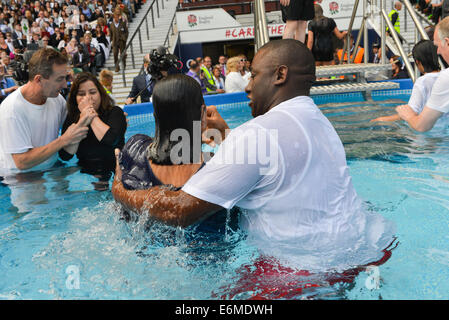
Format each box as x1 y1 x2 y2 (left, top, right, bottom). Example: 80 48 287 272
224 56 248 93
99 69 114 95
66 37 78 59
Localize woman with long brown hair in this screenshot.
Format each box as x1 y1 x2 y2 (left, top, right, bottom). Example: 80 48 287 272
59 72 127 178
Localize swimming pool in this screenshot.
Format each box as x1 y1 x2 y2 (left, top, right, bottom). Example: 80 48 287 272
1 83 449 299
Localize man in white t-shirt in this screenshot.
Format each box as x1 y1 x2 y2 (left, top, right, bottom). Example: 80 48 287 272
0 48 90 174
396 17 449 131
112 39 395 271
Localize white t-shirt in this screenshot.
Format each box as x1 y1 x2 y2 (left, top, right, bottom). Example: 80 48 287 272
224 71 248 93
183 96 395 271
408 72 440 114
0 87 67 172
426 67 449 113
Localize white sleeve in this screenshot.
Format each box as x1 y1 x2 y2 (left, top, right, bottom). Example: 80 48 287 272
224 73 238 93
0 116 33 154
182 125 280 209
426 71 449 113
408 82 425 114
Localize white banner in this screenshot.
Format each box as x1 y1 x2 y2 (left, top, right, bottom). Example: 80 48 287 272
176 8 241 32
180 24 286 44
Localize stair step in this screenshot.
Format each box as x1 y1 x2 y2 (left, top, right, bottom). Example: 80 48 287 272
106 0 179 103
310 81 400 95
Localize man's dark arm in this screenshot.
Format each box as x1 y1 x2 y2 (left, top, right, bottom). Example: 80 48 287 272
391 12 399 26
111 176 222 227
127 77 140 100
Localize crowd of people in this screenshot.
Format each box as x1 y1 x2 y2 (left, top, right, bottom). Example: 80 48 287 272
1 0 449 298
0 0 139 102
183 54 251 95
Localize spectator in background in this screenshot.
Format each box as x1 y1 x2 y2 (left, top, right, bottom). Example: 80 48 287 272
186 60 207 94
57 34 71 51
337 34 365 63
82 32 102 75
0 62 18 103
196 56 203 67
390 55 409 79
109 8 128 72
218 55 227 77
73 44 90 71
212 64 225 92
100 69 114 95
307 4 347 66
371 42 381 63
280 0 314 43
50 26 63 48
388 2 405 43
97 17 110 37
201 56 217 93
66 38 79 59
0 33 11 56
5 32 15 55
126 54 154 104
238 54 251 81
225 56 248 93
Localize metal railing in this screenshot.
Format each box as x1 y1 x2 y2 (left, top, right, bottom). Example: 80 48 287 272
341 0 441 82
163 8 178 49
254 0 269 53
118 0 165 86
135 5 178 78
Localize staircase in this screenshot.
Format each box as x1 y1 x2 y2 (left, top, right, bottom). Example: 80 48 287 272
105 0 179 106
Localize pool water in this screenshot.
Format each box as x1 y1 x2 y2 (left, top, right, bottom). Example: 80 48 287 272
1 92 449 299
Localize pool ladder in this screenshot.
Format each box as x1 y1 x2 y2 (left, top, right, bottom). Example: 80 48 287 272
311 63 399 99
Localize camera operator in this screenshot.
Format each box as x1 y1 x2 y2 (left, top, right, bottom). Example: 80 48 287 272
0 62 18 103
125 47 182 105
125 54 154 105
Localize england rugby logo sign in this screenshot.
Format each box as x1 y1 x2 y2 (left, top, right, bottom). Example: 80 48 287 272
188 14 197 27
329 2 339 15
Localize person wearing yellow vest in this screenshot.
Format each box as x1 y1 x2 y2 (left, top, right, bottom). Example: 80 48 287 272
201 56 225 93
337 34 365 64
387 2 405 43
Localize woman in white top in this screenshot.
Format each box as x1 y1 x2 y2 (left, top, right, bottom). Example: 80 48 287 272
65 37 79 59
224 56 249 93
371 40 441 123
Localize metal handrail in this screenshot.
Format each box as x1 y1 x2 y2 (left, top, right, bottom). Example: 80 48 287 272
163 9 178 49
381 8 416 82
118 0 162 86
340 0 361 64
135 4 178 78
254 0 269 53
401 0 445 70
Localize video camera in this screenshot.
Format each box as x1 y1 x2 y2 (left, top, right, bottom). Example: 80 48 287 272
147 46 183 80
11 52 29 85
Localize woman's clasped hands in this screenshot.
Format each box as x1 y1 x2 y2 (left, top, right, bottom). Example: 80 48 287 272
78 95 98 127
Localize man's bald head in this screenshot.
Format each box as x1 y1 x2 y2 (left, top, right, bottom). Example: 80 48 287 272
245 39 316 117
257 39 316 79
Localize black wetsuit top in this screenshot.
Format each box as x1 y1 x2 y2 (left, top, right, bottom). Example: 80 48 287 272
308 17 337 62
119 134 205 191
59 105 127 172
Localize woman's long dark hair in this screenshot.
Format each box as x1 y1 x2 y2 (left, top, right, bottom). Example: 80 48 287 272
148 74 204 165
66 72 115 123
412 39 440 73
